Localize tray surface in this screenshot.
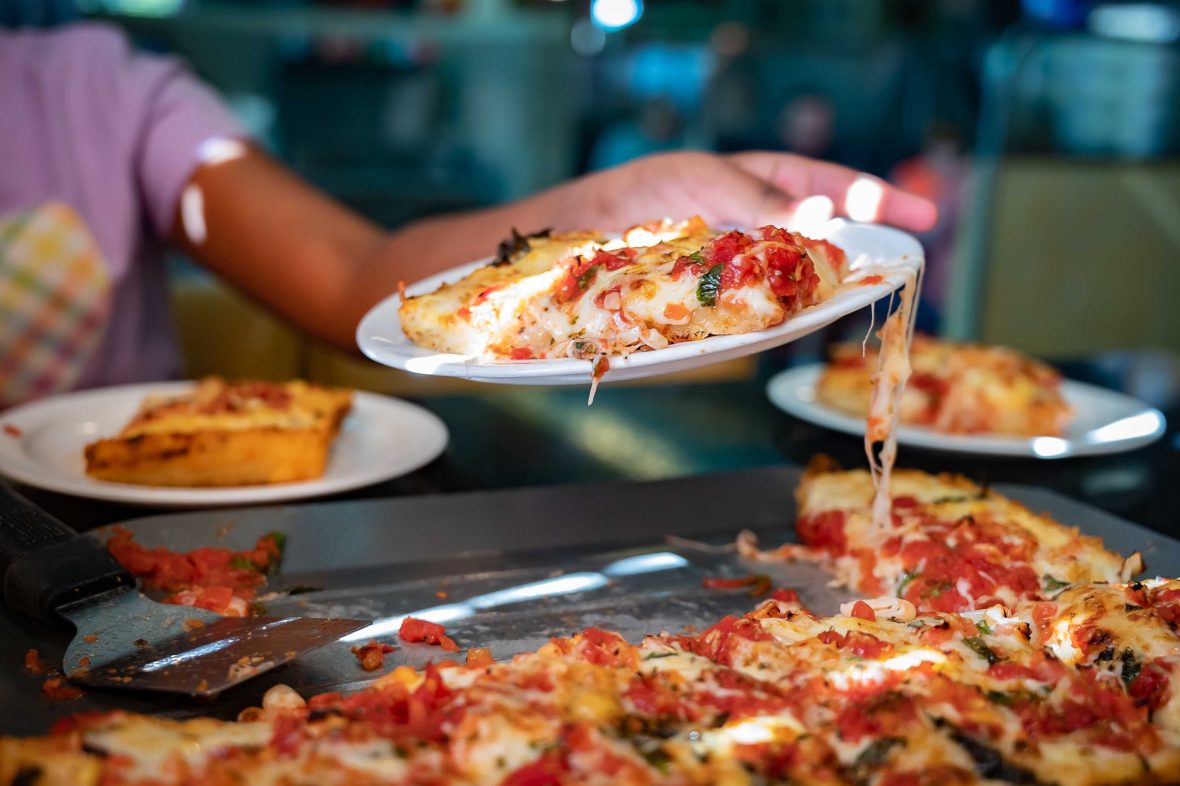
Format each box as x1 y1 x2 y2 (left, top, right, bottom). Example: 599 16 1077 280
2 466 1177 735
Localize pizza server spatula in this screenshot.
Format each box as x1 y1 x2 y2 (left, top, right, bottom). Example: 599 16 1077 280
0 484 367 697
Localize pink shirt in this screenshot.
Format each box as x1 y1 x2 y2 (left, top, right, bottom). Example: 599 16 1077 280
0 23 246 389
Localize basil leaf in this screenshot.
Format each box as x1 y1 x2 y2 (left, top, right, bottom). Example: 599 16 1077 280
963 636 1000 665
1042 574 1070 593
1121 648 1142 687
855 736 905 769
266 531 288 555
577 265 600 290
896 571 919 598
229 555 258 572
697 264 723 307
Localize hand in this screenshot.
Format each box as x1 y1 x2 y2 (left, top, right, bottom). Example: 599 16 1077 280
547 150 938 234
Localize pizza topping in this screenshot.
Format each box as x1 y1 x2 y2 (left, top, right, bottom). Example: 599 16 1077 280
696 263 723 307
493 227 551 266
106 527 285 617
702 574 774 598
40 677 83 701
352 640 397 671
398 617 460 652
23 649 50 676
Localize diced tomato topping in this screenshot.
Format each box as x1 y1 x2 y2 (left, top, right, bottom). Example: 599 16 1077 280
860 274 884 285
502 753 567 786
191 585 235 613
909 372 949 399
796 510 847 556
663 302 692 322
41 677 82 700
770 588 801 603
24 648 51 676
625 673 694 720
577 627 636 668
106 527 282 617
1149 588 1180 625
509 347 535 360
351 640 397 671
834 691 917 742
817 629 890 659
1129 660 1172 711
988 662 1037 681
702 574 773 597
895 522 1039 613
850 601 877 621
674 615 773 665
670 256 705 278
399 617 460 652
466 647 494 668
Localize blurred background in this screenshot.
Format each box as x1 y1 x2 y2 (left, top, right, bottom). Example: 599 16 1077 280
5 0 1179 394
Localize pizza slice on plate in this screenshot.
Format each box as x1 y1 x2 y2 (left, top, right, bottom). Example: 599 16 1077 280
399 217 848 364
817 334 1074 437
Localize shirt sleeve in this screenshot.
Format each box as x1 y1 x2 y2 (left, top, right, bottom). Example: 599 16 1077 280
68 24 249 239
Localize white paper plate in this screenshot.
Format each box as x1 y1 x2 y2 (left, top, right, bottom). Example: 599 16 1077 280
357 220 923 385
0 383 448 507
767 364 1167 458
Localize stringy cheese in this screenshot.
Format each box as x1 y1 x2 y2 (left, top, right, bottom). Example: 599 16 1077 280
864 265 922 530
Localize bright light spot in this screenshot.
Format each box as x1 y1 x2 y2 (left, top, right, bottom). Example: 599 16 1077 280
469 573 608 608
404 353 472 374
180 185 206 245
1090 4 1180 43
726 718 777 745
343 573 610 643
571 17 607 56
788 195 834 234
1046 616 1083 663
1085 411 1164 444
197 137 248 167
140 638 236 672
1031 437 1071 458
591 0 643 30
827 647 946 689
603 551 688 577
845 177 885 223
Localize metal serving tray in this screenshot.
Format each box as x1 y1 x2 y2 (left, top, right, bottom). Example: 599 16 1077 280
2 466 1178 736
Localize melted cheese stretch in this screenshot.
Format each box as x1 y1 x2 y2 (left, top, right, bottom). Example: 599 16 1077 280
864 265 921 532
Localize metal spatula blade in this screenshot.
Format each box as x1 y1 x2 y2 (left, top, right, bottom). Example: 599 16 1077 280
0 484 366 697
60 589 366 697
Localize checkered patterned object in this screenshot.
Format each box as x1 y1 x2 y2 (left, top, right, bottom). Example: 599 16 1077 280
0 203 111 409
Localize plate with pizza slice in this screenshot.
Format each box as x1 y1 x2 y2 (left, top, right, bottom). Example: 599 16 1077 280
766 336 1166 458
357 217 922 386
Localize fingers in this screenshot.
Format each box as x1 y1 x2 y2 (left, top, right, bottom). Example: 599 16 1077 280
729 151 939 232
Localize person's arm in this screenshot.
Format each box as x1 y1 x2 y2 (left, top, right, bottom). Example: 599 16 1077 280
174 146 937 351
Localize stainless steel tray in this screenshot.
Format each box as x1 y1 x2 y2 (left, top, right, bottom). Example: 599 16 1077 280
3 466 1178 736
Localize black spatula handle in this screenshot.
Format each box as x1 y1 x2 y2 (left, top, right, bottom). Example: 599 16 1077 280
0 484 135 622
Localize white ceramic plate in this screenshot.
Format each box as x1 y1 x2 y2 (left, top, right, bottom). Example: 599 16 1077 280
357 220 923 385
0 383 449 507
767 364 1167 458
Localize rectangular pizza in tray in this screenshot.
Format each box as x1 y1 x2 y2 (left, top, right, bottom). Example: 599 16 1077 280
4 218 1172 786
6 461 1180 786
